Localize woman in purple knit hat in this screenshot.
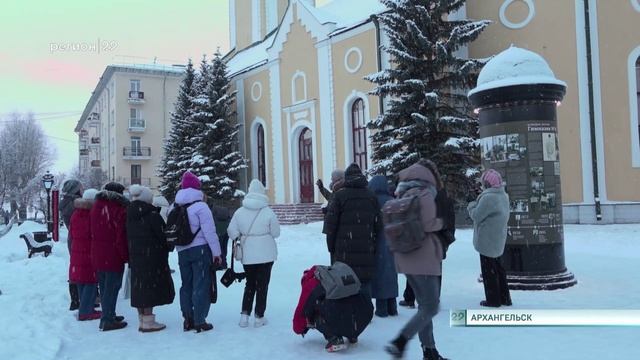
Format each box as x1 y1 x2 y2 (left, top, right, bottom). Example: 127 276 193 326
173 171 222 332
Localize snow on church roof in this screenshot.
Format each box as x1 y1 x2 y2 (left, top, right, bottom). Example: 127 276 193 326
225 0 387 77
226 32 275 77
468 46 566 96
315 0 387 29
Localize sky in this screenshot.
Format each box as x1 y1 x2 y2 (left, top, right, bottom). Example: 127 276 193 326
0 0 335 174
0 0 232 173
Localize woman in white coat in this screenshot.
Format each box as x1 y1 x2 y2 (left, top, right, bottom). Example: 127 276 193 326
228 179 280 328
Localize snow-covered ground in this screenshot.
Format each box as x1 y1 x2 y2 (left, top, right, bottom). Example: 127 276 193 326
1 221 639 360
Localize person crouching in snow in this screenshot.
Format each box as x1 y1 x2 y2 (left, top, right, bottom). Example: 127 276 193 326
468 169 512 308
126 185 175 332
292 266 373 352
69 188 100 321
91 182 129 331
228 179 280 328
174 171 222 333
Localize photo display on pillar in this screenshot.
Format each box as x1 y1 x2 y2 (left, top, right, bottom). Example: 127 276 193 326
479 121 563 245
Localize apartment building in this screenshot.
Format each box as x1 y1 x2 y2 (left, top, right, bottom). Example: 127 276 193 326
75 64 183 190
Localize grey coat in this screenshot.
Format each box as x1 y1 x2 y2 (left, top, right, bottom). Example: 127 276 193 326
468 187 510 258
393 164 444 276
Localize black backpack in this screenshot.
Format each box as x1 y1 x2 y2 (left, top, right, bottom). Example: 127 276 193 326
165 201 201 247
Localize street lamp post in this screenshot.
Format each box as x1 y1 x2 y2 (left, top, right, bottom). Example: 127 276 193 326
42 171 55 234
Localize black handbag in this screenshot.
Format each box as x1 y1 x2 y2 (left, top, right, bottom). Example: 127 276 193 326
220 242 246 288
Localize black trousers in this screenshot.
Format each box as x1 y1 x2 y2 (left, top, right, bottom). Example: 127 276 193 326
242 262 274 317
480 255 511 306
403 277 415 303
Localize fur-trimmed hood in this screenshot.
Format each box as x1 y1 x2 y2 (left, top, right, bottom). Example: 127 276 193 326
73 198 94 210
95 190 129 207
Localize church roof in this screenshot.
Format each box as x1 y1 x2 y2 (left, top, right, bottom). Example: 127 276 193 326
226 0 387 77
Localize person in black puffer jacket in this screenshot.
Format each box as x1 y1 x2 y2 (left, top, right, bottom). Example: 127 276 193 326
60 179 83 311
323 163 382 300
126 185 174 332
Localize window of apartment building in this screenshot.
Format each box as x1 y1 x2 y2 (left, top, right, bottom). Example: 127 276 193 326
351 98 368 171
131 164 142 185
130 80 140 92
257 124 266 186
131 136 141 155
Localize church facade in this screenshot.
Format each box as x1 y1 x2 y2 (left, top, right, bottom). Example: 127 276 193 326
225 0 640 224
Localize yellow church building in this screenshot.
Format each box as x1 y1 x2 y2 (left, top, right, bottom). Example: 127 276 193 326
224 0 640 224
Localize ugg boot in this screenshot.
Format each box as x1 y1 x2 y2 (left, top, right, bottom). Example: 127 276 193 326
139 314 166 333
239 314 249 328
254 316 268 328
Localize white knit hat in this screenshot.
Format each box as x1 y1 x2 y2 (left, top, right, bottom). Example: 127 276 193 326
82 188 98 201
129 184 153 204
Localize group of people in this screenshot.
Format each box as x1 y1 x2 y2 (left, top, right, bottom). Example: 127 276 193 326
61 171 281 333
306 160 511 360
59 159 511 360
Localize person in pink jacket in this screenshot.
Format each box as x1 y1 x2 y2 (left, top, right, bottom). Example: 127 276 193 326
174 171 222 333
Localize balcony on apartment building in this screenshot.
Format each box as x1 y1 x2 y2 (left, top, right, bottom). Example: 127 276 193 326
79 148 89 157
123 146 151 160
90 160 101 167
90 137 100 146
128 118 146 132
88 112 100 125
128 91 145 104
122 177 152 187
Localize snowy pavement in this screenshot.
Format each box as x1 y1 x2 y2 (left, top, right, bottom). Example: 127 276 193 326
1 221 639 360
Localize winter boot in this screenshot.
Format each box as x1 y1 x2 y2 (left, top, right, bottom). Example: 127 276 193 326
183 316 194 331
194 322 213 333
398 300 415 309
101 321 128 331
254 316 268 328
69 284 80 311
139 314 166 333
375 299 389 317
423 346 449 360
325 336 347 352
78 311 102 321
239 314 249 328
480 300 500 308
388 299 399 316
385 335 408 359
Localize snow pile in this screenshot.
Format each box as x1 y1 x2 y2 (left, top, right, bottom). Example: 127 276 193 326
1 222 640 359
468 46 567 96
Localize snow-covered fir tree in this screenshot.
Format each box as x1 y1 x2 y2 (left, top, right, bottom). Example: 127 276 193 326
367 0 490 202
158 59 197 200
189 51 247 200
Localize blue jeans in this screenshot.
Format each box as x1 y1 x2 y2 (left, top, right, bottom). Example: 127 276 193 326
400 275 440 348
178 245 212 326
77 283 97 317
97 271 123 326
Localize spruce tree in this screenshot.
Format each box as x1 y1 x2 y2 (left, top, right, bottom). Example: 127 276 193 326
367 0 489 202
190 51 247 201
158 59 197 200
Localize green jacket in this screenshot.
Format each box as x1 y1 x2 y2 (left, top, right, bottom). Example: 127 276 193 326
468 187 510 258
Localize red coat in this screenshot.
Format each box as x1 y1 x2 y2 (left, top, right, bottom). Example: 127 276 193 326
90 190 129 273
69 200 97 284
293 266 320 335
